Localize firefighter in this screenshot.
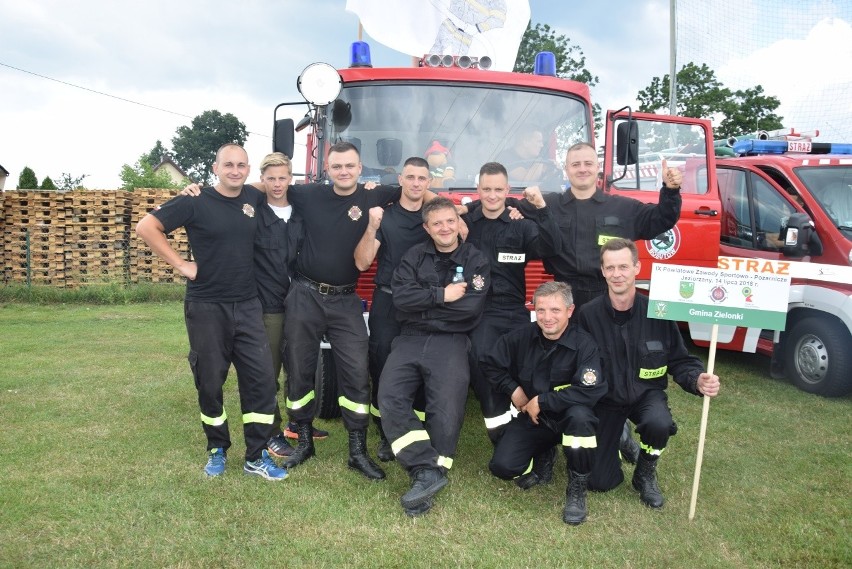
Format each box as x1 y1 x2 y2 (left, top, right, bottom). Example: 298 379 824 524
354 156 432 461
575 238 720 508
135 144 286 481
377 197 490 516
462 162 560 460
282 141 401 481
481 281 605 525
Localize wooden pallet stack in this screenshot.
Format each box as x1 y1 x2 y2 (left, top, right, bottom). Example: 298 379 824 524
2 191 67 285
129 188 191 283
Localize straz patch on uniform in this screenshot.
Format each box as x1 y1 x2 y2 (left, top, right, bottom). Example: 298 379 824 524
348 205 363 221
639 366 667 379
472 274 486 291
242 204 255 218
498 252 525 263
597 234 618 246
582 369 598 386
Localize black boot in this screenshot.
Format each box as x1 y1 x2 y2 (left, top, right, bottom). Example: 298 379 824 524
400 467 448 509
375 419 395 462
632 452 664 509
514 446 556 490
619 422 640 465
283 421 315 469
563 470 590 525
347 429 386 481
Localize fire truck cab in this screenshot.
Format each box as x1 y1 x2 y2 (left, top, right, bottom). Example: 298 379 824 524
273 44 722 416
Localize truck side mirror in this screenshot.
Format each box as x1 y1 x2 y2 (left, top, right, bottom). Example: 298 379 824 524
273 118 295 159
616 121 639 166
782 212 824 258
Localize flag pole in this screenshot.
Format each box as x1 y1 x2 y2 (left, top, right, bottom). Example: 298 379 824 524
688 322 717 520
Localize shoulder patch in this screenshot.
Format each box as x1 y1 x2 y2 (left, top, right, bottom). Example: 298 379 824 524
581 368 598 386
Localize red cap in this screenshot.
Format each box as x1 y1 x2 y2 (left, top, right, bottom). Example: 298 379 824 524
425 140 450 157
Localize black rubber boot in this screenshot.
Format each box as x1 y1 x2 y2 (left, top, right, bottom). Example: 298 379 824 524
632 452 664 509
563 470 590 525
347 429 386 481
374 419 395 462
619 421 641 464
400 467 448 509
283 421 316 469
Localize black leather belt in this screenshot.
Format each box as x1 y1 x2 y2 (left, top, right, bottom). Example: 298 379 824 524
295 273 356 296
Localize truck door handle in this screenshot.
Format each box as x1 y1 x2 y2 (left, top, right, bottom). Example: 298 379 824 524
694 208 718 216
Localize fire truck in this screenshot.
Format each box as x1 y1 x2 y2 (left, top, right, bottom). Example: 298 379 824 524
702 131 852 397
272 42 721 417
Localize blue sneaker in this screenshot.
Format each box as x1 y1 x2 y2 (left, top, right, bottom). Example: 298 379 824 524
244 450 288 481
204 448 227 477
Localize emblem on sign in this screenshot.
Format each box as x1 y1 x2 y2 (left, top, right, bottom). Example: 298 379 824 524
242 204 255 218
582 369 597 386
472 274 485 291
646 226 681 260
348 205 363 221
742 286 753 303
654 301 668 318
679 280 695 299
710 286 728 303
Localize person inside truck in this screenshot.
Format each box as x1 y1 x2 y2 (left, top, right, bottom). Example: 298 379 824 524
821 181 852 227
496 125 563 187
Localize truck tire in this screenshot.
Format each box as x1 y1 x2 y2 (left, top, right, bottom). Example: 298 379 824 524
314 348 341 419
784 317 852 397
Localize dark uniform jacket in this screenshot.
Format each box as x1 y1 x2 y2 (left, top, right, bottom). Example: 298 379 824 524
253 203 303 314
576 293 704 407
391 240 490 334
512 187 681 290
481 322 606 419
463 205 561 304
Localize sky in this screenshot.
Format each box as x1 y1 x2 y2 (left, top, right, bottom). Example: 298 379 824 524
1 0 849 189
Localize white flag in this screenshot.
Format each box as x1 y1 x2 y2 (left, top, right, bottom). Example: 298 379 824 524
346 0 531 72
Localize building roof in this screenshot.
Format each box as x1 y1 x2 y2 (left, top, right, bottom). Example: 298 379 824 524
0 164 9 176
153 157 188 177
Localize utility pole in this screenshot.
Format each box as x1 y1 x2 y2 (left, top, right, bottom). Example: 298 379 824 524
669 0 678 115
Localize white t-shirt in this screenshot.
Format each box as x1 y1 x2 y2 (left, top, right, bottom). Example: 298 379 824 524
269 203 292 222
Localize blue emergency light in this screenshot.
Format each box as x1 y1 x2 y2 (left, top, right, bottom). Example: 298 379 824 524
350 41 372 68
733 139 852 156
534 52 557 76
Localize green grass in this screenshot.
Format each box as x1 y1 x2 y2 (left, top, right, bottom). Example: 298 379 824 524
1 302 849 568
0 283 185 304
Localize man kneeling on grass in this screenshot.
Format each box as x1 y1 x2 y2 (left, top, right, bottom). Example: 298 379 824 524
481 281 606 525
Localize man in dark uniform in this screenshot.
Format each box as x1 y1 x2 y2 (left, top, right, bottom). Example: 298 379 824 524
378 197 490 516
482 281 605 525
136 143 287 481
576 238 720 509
354 156 432 462
463 162 560 448
282 141 399 481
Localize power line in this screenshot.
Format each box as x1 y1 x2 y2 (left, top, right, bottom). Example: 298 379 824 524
0 61 270 139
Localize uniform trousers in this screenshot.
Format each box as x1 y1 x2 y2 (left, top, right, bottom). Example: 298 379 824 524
377 333 470 473
284 282 370 431
489 405 598 479
262 311 286 432
589 389 676 491
184 298 277 461
469 302 531 441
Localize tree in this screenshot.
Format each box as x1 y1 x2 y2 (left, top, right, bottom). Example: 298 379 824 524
18 167 38 189
513 22 602 136
144 140 170 168
171 110 247 185
119 155 181 191
637 62 783 139
40 176 57 190
57 173 88 191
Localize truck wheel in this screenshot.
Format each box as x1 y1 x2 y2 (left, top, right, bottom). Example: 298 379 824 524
784 317 852 397
314 348 341 419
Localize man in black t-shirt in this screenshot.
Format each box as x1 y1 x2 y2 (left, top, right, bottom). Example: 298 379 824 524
135 143 287 481
282 141 399 481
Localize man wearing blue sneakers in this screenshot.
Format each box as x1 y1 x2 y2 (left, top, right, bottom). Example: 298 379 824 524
136 143 287 481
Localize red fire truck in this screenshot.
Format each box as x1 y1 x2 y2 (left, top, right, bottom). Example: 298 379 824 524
273 42 722 416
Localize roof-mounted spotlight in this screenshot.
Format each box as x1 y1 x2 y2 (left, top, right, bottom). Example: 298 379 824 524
297 62 342 106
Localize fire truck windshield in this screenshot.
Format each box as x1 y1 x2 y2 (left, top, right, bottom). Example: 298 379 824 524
795 166 852 234
319 82 590 193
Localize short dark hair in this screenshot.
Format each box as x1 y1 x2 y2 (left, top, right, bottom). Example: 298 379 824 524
421 196 457 223
328 141 360 157
600 237 639 265
403 156 430 170
479 161 508 179
533 281 573 307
